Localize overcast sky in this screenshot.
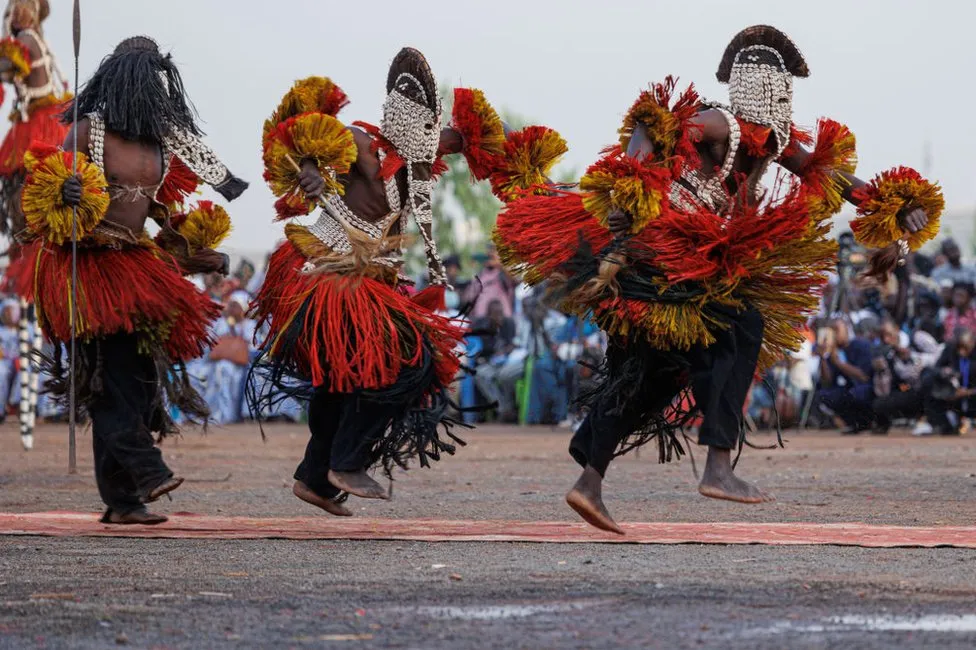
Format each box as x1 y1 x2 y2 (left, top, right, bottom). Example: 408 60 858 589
28 0 976 255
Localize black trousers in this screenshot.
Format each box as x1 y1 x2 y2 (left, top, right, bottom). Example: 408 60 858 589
872 389 924 428
294 385 401 499
570 307 764 476
87 334 173 514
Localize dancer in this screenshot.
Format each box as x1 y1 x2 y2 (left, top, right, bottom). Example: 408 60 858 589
0 0 70 449
251 47 567 514
492 25 942 533
20 36 247 524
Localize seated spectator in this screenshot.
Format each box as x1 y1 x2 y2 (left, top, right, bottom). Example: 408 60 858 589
817 318 875 434
923 329 976 435
942 282 976 340
472 299 519 421
931 239 976 287
464 245 516 320
872 319 926 433
205 292 255 425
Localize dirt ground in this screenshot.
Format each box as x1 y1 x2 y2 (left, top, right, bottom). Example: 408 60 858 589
1 423 974 649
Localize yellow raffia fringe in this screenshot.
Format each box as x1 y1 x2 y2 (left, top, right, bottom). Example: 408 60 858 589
179 203 231 251
0 37 31 81
580 171 665 233
852 168 944 251
492 128 567 202
618 91 681 155
263 113 357 199
263 76 346 145
802 120 857 223
22 150 109 245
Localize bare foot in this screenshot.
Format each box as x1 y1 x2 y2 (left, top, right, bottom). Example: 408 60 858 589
565 465 624 535
102 507 168 525
293 480 353 516
698 447 773 504
327 469 389 500
144 476 184 503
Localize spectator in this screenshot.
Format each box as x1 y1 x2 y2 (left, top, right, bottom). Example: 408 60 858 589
443 254 468 313
931 239 976 287
923 329 976 436
465 244 516 319
817 318 875 434
872 319 926 433
912 290 945 342
472 299 519 421
0 299 19 418
942 282 976 340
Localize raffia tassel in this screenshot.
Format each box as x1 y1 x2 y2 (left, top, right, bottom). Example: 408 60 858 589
863 239 906 283
574 251 626 304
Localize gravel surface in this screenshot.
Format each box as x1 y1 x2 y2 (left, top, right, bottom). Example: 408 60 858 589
1 423 974 648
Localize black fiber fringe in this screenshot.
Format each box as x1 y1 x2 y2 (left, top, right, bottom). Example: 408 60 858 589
37 337 210 440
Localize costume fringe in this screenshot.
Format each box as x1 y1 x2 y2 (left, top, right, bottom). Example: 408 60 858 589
263 76 350 147
156 155 200 207
39 337 211 439
0 37 31 81
450 87 506 180
251 241 463 393
0 101 69 175
579 146 673 232
263 113 357 218
493 190 612 284
173 200 231 251
489 126 567 203
798 119 857 220
22 238 220 362
618 76 702 177
851 166 943 251
21 145 109 245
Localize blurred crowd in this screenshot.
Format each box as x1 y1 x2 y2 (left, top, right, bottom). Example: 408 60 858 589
3 232 976 436
755 234 976 436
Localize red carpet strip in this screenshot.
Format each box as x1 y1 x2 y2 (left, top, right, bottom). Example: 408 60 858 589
0 512 974 547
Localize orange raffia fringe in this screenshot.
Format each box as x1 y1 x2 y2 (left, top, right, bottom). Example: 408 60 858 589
798 119 857 222
157 156 200 208
21 144 109 245
618 76 702 178
451 87 506 180
494 190 612 284
22 237 221 361
263 77 350 148
252 241 463 392
579 146 673 233
175 200 231 252
851 167 943 251
0 37 31 80
263 112 357 218
489 126 567 203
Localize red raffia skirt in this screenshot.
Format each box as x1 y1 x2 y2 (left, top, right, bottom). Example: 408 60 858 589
21 238 220 362
0 102 69 175
248 241 467 474
252 241 463 393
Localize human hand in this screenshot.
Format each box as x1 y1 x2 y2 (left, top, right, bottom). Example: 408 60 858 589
607 209 632 236
298 161 326 200
61 174 82 207
897 206 928 234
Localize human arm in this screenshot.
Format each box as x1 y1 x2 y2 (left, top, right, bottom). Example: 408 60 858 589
778 144 928 234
